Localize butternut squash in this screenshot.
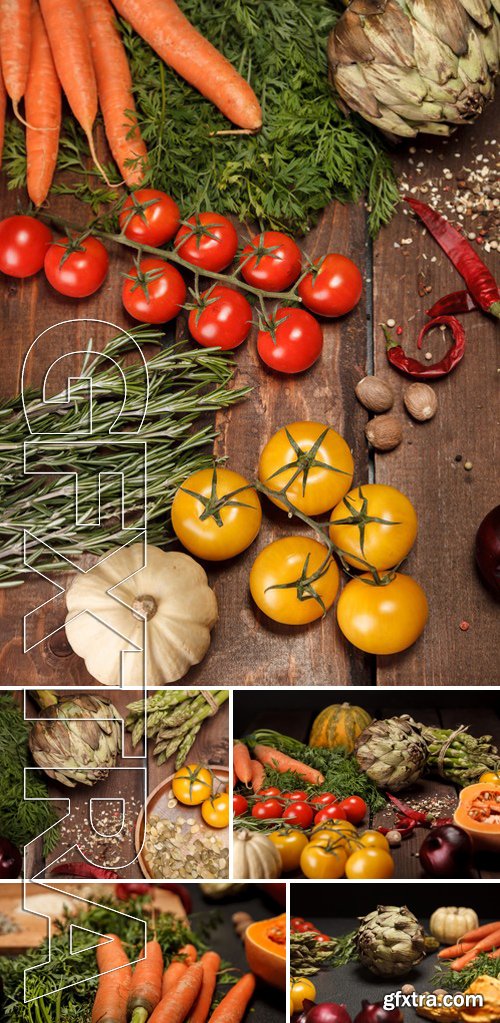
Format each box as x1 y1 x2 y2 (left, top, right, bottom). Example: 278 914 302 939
244 914 286 990
454 784 500 851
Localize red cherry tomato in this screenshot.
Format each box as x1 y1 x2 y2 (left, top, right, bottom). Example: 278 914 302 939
281 790 309 802
291 917 305 931
309 793 338 807
0 215 52 278
314 805 347 825
338 795 367 825
233 793 248 817
122 257 186 324
119 189 180 246
188 285 252 350
251 798 283 820
314 934 332 944
298 253 363 317
44 236 109 297
301 922 321 933
257 307 323 374
175 213 238 272
282 801 314 829
240 231 302 291
257 787 281 798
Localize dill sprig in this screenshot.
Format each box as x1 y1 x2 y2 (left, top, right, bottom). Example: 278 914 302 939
432 952 500 993
2 0 398 235
0 695 60 856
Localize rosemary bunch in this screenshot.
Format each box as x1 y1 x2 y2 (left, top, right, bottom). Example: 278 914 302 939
0 328 249 586
126 689 229 768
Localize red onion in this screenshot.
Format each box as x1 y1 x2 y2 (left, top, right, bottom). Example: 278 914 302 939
354 1001 404 1023
305 1003 352 1023
476 505 500 599
0 837 21 879
296 999 316 1023
419 824 473 877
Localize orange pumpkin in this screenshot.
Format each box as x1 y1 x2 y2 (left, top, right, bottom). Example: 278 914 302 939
244 914 286 989
454 784 500 851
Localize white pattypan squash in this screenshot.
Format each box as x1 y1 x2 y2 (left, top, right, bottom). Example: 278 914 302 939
65 543 217 685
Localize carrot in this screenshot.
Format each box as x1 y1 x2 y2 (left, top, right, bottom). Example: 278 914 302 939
253 744 325 785
0 65 5 168
81 0 147 185
450 930 500 972
459 921 500 943
38 0 110 182
179 946 198 965
0 0 31 116
438 940 476 960
92 933 132 1023
233 743 252 786
162 962 188 998
250 760 265 794
128 939 164 1023
207 973 255 1023
24 2 61 206
189 951 221 1023
488 948 500 960
149 962 204 1023
450 948 482 971
109 0 262 131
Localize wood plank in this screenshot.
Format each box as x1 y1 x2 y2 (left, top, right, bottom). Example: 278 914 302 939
372 103 500 686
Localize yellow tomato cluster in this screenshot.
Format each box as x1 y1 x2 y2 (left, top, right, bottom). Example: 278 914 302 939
172 421 428 655
270 821 394 880
172 764 229 829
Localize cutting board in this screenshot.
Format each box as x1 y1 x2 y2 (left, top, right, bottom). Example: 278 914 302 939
0 882 186 953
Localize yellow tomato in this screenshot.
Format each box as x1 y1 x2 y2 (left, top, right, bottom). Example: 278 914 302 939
172 764 213 805
258 421 354 515
479 772 500 785
329 484 418 571
336 572 428 654
300 839 347 879
359 831 390 851
291 979 316 1012
172 467 262 560
250 536 339 625
201 792 229 828
345 847 394 879
310 821 358 853
269 830 309 871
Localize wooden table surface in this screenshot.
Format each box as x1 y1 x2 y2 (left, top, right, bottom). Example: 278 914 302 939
20 689 229 879
234 691 500 879
0 104 498 688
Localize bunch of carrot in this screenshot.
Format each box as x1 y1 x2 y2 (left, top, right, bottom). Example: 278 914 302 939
0 0 261 207
437 921 500 972
233 741 324 793
92 933 256 1023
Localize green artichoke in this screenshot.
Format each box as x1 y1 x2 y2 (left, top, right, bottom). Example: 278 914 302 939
354 715 427 790
29 692 121 787
357 905 426 976
328 0 500 139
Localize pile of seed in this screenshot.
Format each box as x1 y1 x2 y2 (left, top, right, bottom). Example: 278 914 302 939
56 797 143 869
145 814 229 879
0 911 19 935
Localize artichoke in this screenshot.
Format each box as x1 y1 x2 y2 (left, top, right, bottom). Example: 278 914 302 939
357 905 426 976
328 0 500 139
29 692 121 787
354 715 427 790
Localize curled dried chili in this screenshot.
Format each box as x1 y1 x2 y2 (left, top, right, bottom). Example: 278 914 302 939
427 290 478 317
406 197 500 319
383 316 466 379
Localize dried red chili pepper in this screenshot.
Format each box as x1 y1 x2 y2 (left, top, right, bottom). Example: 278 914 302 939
406 197 500 318
386 793 430 824
47 862 119 879
427 290 478 317
383 316 466 379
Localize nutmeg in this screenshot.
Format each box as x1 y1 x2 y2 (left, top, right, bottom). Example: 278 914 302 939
386 830 402 847
365 414 402 451
355 375 394 413
404 382 438 422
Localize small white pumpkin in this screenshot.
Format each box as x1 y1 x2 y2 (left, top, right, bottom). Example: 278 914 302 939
233 830 282 880
429 907 479 946
65 544 217 686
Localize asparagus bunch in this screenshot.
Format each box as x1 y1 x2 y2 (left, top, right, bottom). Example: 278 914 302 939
290 931 356 978
126 690 229 769
420 724 500 787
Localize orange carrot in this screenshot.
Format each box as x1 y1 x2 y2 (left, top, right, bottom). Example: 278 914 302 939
0 64 5 168
92 933 132 1023
179 945 198 965
438 940 476 960
189 951 221 1023
469 929 500 954
253 745 324 785
207 973 255 1023
38 0 109 180
81 0 147 185
128 940 164 1023
109 0 262 130
149 962 204 1023
450 949 482 971
488 948 500 960
459 921 500 943
25 2 61 205
233 743 252 786
162 962 188 999
0 0 31 115
250 760 265 794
